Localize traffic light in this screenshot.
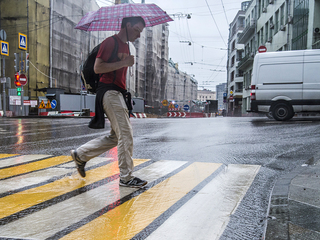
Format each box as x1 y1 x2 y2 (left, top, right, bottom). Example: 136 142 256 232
14 73 21 86
14 53 19 72
17 87 22 96
25 53 29 72
14 73 22 96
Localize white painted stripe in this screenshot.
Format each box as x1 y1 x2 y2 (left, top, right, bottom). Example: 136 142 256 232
0 157 111 194
146 164 260 240
0 160 187 239
0 155 52 168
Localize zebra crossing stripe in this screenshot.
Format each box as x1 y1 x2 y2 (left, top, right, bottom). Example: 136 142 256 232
0 159 148 220
0 154 260 240
0 155 69 180
59 162 222 240
0 154 52 169
0 154 19 159
145 164 260 240
0 160 188 239
0 157 113 197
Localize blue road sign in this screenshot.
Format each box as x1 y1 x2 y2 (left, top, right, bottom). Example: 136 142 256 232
18 33 27 51
51 100 57 109
0 41 9 56
183 105 190 111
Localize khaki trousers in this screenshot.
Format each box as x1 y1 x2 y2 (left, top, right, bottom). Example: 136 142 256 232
77 90 134 182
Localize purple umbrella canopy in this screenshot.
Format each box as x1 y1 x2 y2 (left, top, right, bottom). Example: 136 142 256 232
75 3 173 31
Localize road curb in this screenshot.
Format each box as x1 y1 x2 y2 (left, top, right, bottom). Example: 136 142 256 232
264 155 320 239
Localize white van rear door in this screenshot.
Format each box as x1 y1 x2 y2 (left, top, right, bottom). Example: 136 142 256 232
303 51 320 111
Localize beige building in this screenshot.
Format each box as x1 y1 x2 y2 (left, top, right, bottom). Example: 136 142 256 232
197 89 216 102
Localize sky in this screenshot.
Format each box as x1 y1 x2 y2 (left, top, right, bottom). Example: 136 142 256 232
96 0 246 91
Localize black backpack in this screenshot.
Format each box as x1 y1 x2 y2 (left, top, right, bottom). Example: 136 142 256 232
81 35 119 93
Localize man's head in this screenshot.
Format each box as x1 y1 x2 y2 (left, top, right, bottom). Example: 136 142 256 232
121 17 145 42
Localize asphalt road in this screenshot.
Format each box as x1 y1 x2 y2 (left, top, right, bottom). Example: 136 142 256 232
1 115 320 238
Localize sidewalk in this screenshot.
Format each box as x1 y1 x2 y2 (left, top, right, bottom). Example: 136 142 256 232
264 154 320 239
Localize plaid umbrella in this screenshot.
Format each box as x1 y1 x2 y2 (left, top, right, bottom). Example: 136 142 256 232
75 3 173 31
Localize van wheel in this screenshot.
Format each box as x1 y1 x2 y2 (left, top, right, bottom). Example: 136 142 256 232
272 102 294 121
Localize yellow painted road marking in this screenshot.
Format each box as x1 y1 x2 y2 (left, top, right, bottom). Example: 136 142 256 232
0 159 148 219
0 156 71 179
0 154 19 159
61 162 222 240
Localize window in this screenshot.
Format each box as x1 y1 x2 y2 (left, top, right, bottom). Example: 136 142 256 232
275 10 279 33
269 17 274 36
292 0 309 50
280 4 285 26
265 22 269 41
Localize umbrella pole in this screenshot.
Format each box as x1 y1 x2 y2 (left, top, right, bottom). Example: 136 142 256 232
125 26 131 55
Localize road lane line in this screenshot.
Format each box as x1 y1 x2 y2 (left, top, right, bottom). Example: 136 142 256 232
145 164 260 240
0 157 113 196
60 162 222 240
0 159 148 221
0 154 51 168
0 155 70 179
0 160 188 239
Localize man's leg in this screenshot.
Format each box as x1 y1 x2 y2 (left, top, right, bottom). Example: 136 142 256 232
102 90 134 182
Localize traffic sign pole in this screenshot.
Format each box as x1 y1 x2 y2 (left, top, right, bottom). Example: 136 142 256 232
2 57 5 117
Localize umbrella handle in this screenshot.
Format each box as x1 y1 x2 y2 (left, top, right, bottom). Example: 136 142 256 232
125 26 131 55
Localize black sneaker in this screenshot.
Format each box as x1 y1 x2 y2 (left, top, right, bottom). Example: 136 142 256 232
71 150 86 177
119 177 147 188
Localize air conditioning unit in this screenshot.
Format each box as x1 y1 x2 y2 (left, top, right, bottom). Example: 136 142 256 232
269 0 274 4
288 16 293 24
280 25 286 31
267 37 272 43
262 7 267 13
270 23 274 29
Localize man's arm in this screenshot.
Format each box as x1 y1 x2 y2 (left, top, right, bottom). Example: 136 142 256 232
94 55 135 74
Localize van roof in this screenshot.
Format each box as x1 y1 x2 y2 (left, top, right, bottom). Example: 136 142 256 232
256 49 320 59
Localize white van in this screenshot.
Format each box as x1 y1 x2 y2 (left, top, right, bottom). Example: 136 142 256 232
249 49 320 121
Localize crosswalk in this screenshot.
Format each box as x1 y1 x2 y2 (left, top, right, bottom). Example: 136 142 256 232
0 154 260 240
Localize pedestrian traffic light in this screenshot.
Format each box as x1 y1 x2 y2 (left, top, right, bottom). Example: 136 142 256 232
17 87 22 96
14 53 19 72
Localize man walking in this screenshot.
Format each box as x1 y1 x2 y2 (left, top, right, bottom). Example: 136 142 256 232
71 17 147 188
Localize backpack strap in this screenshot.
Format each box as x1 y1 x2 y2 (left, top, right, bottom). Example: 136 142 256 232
110 35 119 83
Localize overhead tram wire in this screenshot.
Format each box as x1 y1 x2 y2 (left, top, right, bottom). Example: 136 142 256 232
204 0 227 47
220 0 230 24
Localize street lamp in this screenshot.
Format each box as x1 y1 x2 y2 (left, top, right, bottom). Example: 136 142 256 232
180 41 192 46
170 13 192 19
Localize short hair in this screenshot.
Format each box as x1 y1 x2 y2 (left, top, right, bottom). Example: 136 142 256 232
121 17 146 29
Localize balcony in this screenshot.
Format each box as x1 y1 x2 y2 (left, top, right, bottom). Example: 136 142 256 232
312 40 320 49
237 53 254 71
238 20 256 44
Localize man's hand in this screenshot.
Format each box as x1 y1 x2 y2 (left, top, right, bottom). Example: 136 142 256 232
123 55 135 67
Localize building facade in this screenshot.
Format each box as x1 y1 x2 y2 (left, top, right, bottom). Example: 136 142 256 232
197 89 216 102
216 82 227 111
231 0 320 115
0 0 198 115
226 2 249 116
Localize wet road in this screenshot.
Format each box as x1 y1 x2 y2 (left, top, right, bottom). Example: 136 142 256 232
0 116 320 239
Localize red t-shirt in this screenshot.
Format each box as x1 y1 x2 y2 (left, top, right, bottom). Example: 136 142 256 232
96 35 129 90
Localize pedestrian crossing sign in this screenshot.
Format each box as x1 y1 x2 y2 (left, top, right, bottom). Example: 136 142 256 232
18 33 27 51
0 41 9 56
